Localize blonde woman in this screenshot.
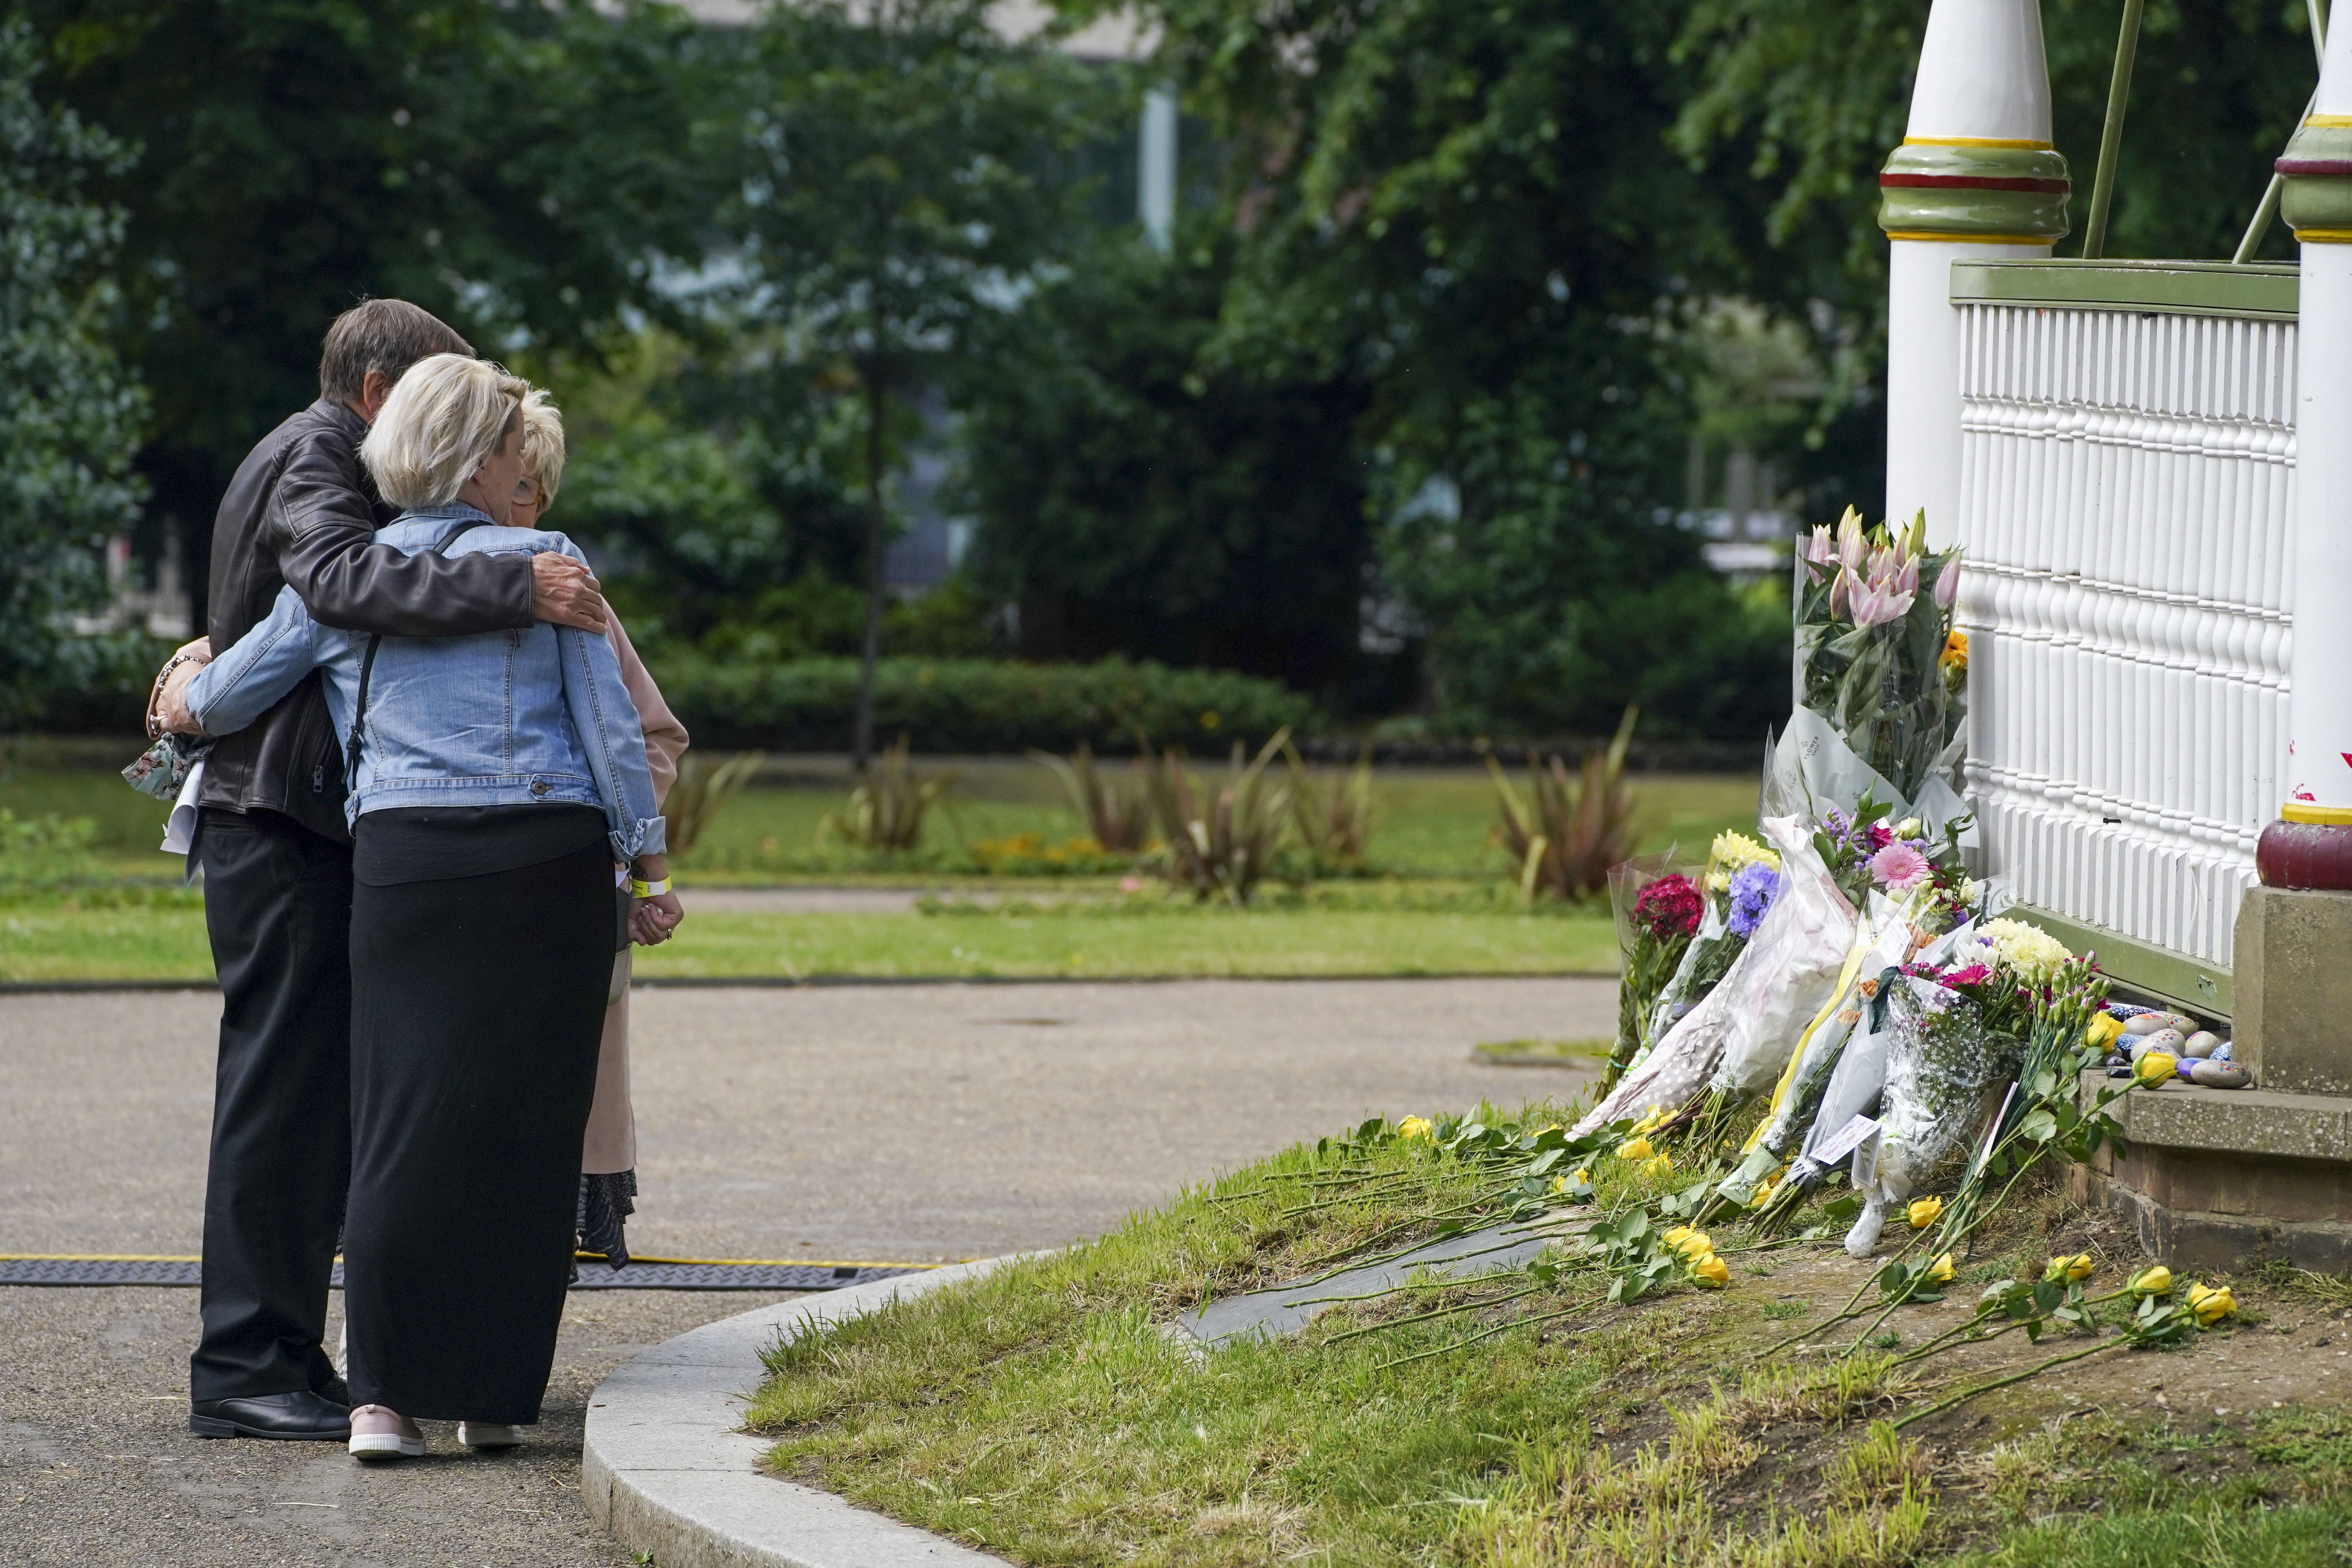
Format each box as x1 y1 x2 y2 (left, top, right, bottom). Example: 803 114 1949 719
166 355 679 1461
508 389 689 1265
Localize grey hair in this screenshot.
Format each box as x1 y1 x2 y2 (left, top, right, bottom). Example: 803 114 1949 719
517 388 567 509
319 298 473 405
360 353 528 510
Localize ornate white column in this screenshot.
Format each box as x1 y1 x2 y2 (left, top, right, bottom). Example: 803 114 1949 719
1881 0 2071 543
2269 15 2352 873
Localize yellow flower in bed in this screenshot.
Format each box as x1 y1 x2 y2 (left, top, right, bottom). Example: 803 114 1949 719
1690 1253 1730 1288
1927 1253 1956 1284
2129 1265 2173 1296
1905 1196 1943 1230
1641 1154 1676 1179
2187 1282 2237 1325
1397 1116 1433 1140
1615 1136 1655 1162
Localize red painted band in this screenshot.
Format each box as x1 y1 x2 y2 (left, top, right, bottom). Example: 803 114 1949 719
2278 158 2352 177
1878 173 2072 193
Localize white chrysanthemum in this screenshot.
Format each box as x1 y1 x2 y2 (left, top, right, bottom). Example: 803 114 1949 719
1983 917 2072 982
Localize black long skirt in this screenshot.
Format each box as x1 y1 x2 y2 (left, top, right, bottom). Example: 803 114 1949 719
343 837 613 1423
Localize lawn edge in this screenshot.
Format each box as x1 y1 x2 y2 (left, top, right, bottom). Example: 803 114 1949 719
583 1256 1019 1568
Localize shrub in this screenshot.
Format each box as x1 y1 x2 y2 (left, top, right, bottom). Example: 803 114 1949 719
1031 741 1153 852
1146 732 1296 906
663 749 763 856
1487 708 1642 902
816 737 952 852
658 653 1318 755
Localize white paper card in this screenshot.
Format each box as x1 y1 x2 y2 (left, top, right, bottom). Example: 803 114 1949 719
1812 1112 1881 1167
1850 1126 1883 1191
160 760 205 856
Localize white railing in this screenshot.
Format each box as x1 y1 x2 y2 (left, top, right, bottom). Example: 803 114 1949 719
1954 293 2296 967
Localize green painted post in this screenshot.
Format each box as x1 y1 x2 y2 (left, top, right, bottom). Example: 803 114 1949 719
2233 0 2328 263
2080 0 2147 260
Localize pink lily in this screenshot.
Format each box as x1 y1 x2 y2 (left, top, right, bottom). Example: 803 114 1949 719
1933 553 1961 609
1829 566 1852 619
1849 575 1915 628
1836 507 1867 569
1802 525 1835 580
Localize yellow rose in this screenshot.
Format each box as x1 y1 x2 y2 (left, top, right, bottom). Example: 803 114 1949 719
1690 1253 1730 1288
1570 1167 1592 1187
2086 1013 2124 1049
1664 1227 1713 1260
2135 1051 2178 1087
2129 1266 2172 1296
2052 1253 2095 1282
1895 818 1923 839
1927 1253 1956 1284
1398 1116 1433 1140
1641 1154 1675 1179
2187 1282 2236 1325
1906 1196 1944 1230
1548 1174 1567 1193
1616 1137 1655 1161
1633 1106 1671 1135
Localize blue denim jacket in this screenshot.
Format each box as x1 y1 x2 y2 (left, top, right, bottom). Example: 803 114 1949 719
186 505 666 862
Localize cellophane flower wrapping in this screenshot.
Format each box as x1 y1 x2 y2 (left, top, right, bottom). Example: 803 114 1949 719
1576 815 1856 1138
1876 979 2021 1195
1635 843 1783 1076
1792 508 1967 807
1607 859 1704 1085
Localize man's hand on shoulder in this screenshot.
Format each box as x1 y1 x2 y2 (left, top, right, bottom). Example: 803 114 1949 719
532 552 608 633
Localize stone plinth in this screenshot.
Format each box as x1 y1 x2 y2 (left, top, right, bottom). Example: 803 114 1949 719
2073 1070 2352 1273
2236 885 2352 1096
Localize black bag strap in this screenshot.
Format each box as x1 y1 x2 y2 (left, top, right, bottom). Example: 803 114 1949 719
344 517 493 779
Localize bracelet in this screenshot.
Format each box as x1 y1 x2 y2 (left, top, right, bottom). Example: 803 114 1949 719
630 877 672 898
146 651 209 740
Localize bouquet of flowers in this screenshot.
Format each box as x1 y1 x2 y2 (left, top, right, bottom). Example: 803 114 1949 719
1770 507 1968 828
1607 863 1705 1087
1616 833 1784 1088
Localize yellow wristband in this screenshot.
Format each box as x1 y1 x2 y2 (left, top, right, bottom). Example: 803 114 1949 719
630 877 672 898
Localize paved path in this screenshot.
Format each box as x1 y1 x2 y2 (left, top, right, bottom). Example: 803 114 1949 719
0 978 1607 1566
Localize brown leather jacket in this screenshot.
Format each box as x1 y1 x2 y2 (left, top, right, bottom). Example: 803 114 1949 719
199 398 537 842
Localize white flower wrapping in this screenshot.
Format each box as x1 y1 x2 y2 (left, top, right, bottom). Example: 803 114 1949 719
1573 816 1857 1138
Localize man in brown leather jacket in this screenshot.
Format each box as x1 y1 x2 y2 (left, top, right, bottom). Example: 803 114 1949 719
182 299 609 1443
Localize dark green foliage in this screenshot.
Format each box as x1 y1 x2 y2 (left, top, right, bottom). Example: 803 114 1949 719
660 654 1318 756
25 0 719 620
0 20 148 729
960 230 1374 699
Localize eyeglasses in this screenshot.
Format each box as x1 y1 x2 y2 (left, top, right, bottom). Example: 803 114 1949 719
512 477 544 505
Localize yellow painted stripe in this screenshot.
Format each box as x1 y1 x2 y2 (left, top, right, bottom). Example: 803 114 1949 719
1885 232 2057 245
2305 114 2352 127
0 1251 947 1270
2283 802 2352 825
2291 228 2352 243
1904 135 2054 150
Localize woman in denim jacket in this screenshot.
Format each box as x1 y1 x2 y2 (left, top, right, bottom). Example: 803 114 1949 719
171 355 679 1461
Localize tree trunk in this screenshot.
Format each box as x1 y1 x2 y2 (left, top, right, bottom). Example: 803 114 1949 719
850 362 888 772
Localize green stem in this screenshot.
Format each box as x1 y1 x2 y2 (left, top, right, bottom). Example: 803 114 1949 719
1891 1338 2119 1430
1370 1293 1608 1370
1319 1283 1548 1345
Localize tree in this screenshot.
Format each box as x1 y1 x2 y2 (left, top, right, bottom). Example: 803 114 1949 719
959 228 1378 703
23 0 719 622
0 19 146 728
717 0 1118 765
1059 0 1789 737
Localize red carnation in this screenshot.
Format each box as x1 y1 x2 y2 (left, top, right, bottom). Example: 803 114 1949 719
1635 874 1704 940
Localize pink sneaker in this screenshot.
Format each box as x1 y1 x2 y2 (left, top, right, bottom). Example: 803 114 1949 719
348 1404 423 1460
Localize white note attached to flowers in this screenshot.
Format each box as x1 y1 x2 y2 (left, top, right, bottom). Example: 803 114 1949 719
1812 1113 1881 1170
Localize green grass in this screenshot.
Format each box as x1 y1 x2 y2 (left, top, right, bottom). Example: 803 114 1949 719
0 895 1614 984
745 1113 2352 1568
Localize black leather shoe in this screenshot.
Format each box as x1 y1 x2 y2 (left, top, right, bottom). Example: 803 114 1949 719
312 1370 351 1407
189 1390 351 1441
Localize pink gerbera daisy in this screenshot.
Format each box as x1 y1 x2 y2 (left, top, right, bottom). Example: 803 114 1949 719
1869 841 1932 893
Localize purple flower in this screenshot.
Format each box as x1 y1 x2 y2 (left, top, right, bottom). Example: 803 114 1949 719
1726 863 1782 939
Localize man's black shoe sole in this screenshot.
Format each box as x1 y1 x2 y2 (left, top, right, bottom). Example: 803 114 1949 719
189 1414 351 1440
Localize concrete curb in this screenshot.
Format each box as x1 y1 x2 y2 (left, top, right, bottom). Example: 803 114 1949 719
582 1258 1012 1568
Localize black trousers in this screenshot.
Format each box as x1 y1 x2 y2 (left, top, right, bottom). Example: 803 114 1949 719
189 808 354 1403
343 838 611 1423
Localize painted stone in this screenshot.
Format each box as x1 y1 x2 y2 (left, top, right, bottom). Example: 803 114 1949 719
2181 1031 2222 1059
2213 1040 2234 1062
2131 1029 2186 1061
2123 1015 2171 1037
2190 1060 2254 1089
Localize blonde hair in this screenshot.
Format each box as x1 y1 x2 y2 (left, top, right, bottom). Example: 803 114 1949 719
517 388 566 510
360 353 527 510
